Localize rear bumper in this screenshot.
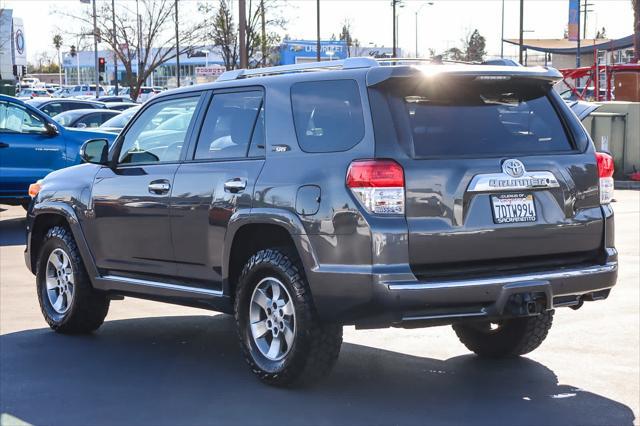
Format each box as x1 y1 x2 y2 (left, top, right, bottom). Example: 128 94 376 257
309 254 617 328
369 260 617 328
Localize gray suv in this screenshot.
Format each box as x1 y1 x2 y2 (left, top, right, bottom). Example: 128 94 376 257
25 58 617 386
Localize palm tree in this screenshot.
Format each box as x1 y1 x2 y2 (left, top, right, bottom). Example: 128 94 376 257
633 0 639 62
53 34 63 86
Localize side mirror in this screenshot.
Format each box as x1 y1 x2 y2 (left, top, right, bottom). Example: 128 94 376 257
80 138 110 165
45 122 59 136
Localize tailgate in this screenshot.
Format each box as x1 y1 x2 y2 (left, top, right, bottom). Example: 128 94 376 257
368 72 604 278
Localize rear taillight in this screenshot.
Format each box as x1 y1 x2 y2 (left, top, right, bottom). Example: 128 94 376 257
346 159 405 215
596 152 614 204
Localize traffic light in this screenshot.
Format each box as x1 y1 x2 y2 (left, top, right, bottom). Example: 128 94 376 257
70 45 76 57
98 57 106 73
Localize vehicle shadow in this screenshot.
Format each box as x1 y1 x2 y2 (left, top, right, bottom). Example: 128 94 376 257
0 216 26 246
0 315 635 426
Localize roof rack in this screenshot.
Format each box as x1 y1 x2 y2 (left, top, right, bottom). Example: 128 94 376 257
217 57 379 82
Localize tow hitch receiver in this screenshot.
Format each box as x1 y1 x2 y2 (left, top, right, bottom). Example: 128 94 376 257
505 292 548 316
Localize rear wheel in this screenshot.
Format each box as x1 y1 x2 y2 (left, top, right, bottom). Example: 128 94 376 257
235 248 342 386
452 311 554 358
36 226 110 334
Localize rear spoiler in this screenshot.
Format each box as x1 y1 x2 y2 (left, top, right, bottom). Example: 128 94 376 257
366 65 563 87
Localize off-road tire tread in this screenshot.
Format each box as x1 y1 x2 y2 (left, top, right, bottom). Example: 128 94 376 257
235 248 342 387
37 226 109 334
453 311 554 358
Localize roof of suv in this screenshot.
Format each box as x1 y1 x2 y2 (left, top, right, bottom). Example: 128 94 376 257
154 58 563 100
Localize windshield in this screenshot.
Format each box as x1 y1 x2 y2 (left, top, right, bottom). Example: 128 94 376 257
100 107 139 128
53 111 84 126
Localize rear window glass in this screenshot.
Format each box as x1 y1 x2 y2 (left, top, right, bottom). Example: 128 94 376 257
381 78 572 157
291 80 365 153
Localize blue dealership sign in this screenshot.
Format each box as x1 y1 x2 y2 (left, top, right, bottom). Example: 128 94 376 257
279 40 348 64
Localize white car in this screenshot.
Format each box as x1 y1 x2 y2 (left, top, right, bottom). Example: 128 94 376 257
69 84 106 98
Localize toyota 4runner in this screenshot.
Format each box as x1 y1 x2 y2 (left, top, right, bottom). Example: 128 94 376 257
25 58 617 386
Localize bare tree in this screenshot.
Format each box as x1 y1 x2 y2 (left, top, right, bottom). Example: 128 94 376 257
57 0 207 100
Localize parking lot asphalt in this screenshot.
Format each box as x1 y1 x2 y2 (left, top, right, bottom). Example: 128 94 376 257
1 191 638 426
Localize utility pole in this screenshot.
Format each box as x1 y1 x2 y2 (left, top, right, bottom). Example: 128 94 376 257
392 0 397 57
500 0 505 58
92 0 99 99
112 0 118 95
518 0 524 64
261 0 266 67
316 0 321 62
174 0 180 86
239 0 247 68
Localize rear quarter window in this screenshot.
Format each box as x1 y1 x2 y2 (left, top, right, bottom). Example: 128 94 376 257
290 79 365 153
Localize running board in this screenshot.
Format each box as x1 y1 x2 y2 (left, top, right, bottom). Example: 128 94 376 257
92 275 230 312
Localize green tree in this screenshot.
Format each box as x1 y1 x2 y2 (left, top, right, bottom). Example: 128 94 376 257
339 21 354 57
464 29 486 62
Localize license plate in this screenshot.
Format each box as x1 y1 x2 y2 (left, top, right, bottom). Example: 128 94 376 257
491 193 536 224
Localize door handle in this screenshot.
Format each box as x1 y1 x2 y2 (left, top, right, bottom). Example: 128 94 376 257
224 178 247 193
0 142 9 148
148 180 171 195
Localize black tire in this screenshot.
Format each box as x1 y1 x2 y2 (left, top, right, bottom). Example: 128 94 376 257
235 248 342 387
36 226 110 334
452 311 554 358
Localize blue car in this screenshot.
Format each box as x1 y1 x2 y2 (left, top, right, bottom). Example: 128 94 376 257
0 95 117 208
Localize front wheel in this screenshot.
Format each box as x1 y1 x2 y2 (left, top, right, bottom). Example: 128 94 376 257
235 248 342 387
36 226 110 334
453 311 554 358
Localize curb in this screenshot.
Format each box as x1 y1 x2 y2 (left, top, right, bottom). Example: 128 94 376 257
615 180 640 190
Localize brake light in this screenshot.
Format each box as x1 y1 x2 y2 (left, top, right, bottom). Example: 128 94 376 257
346 159 405 214
596 152 614 204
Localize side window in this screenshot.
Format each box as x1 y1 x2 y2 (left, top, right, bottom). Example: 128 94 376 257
193 91 263 160
290 79 365 153
0 102 47 133
41 103 63 117
118 95 200 165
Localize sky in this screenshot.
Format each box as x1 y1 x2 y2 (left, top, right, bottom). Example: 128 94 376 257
0 0 634 63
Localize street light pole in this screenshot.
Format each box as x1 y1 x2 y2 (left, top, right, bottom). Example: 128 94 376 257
92 0 99 99
415 2 433 58
112 0 118 95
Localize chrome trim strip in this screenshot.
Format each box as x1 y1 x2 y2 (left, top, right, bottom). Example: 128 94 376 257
467 171 560 192
388 262 617 291
102 275 223 297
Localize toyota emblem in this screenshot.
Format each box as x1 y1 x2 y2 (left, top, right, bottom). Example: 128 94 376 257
502 159 526 178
